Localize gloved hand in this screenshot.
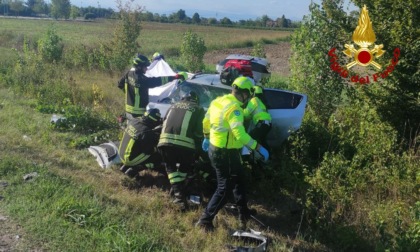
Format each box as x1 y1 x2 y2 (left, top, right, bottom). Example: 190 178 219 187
174 73 184 80
256 145 269 162
202 138 210 152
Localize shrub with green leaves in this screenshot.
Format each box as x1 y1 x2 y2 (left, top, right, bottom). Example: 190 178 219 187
289 0 420 250
180 30 206 72
106 0 142 71
38 24 64 63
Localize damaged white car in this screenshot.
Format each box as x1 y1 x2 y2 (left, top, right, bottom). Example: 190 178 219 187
148 72 306 148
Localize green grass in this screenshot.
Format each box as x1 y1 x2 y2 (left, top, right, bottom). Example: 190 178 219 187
0 17 330 251
0 86 327 251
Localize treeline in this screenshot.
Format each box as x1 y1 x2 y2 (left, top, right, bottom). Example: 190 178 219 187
0 0 298 28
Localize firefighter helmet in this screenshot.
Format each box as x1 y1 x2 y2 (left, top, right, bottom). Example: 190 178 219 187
253 85 263 95
133 54 150 67
232 76 254 93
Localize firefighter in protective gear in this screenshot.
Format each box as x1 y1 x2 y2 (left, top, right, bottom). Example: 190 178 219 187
244 85 272 153
117 53 178 119
118 109 163 180
158 91 205 211
196 76 269 231
152 52 164 61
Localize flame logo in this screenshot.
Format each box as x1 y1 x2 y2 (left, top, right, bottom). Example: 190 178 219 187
343 5 385 69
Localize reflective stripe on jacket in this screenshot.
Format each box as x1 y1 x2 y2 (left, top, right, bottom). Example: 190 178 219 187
118 117 159 166
244 97 272 125
158 100 205 150
118 68 172 116
203 94 257 150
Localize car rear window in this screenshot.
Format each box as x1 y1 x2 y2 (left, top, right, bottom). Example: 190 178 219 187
168 82 230 108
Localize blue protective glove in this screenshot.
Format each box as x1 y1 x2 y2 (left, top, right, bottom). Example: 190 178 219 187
202 138 210 152
256 145 269 162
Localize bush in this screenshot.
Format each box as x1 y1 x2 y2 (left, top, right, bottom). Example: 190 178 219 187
180 30 206 72
84 13 96 20
38 24 64 63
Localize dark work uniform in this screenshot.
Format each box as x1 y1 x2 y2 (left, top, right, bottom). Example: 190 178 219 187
118 68 174 118
118 116 161 169
157 100 205 206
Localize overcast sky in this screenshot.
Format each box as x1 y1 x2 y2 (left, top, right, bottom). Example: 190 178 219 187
72 0 358 21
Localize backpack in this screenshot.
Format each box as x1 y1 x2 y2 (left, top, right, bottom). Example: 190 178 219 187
220 59 254 86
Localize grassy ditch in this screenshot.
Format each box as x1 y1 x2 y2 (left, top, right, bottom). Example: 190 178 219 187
0 88 328 251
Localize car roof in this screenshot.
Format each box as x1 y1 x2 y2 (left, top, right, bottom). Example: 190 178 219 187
189 73 232 89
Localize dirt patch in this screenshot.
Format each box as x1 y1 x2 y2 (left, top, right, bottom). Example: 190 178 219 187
203 42 292 76
0 211 20 252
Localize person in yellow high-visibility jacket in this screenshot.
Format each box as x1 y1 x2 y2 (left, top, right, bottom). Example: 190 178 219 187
195 76 269 231
244 85 272 153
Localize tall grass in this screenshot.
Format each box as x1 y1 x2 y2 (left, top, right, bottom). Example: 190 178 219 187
0 87 326 251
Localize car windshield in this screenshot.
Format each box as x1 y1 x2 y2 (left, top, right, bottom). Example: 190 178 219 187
167 81 230 108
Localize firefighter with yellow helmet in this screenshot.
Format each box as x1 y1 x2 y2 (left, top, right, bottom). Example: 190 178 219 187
196 76 269 231
244 84 272 154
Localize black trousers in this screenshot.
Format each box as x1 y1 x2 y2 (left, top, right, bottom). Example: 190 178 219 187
200 144 248 222
158 146 195 182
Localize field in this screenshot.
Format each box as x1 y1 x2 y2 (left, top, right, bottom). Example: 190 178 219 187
0 17 322 252
2 14 417 251
0 17 291 64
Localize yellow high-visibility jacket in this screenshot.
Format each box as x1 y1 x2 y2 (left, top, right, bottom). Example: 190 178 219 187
203 94 257 150
244 97 272 125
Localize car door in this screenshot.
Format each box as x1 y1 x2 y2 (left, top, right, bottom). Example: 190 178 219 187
264 88 307 147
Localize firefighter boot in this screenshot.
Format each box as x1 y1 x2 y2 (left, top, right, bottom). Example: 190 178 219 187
171 183 188 212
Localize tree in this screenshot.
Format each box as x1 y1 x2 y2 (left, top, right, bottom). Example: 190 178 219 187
207 17 217 25
9 0 24 16
220 17 232 25
160 14 168 23
192 12 200 24
176 9 186 22
350 0 420 142
25 0 35 13
51 0 70 19
260 14 270 27
69 5 78 19
180 30 206 72
32 0 47 15
107 0 143 70
153 13 160 22
290 1 348 122
290 1 420 250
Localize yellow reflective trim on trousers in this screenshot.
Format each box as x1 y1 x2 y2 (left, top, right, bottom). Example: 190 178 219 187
168 171 187 184
168 171 187 179
170 177 186 184
145 163 154 169
199 171 209 179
